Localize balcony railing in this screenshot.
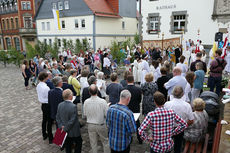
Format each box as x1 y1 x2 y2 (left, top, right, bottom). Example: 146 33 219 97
19 28 36 35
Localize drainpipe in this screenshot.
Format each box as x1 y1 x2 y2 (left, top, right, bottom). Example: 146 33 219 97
93 15 96 51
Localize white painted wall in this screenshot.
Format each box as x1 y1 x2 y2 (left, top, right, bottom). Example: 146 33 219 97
95 36 134 49
36 15 94 36
96 16 138 35
142 0 230 45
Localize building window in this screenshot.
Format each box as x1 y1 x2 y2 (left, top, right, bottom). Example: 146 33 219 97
24 17 32 28
1 5 3 12
42 22 45 30
81 19 85 28
58 2 63 10
6 19 10 30
15 18 19 29
61 20 65 29
47 22 50 31
171 11 188 34
11 18 14 29
14 37 20 51
5 38 11 49
75 19 78 28
49 39 52 46
122 21 125 29
2 19 5 30
26 2 31 10
4 4 7 11
58 39 61 47
21 2 27 10
15 2 18 10
147 13 160 34
44 39 47 45
52 3 57 9
64 1 69 10
10 3 13 10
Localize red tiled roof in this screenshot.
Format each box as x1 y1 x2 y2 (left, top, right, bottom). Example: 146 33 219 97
84 0 120 18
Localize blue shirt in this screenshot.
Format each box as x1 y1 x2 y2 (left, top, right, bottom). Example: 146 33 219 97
106 104 136 151
194 70 205 89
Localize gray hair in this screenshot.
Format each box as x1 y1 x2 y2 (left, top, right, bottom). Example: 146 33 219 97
88 76 97 85
62 89 73 100
172 86 184 99
52 76 62 87
97 72 104 80
120 90 131 100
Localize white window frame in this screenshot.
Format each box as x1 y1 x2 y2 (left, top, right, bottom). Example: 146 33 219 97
64 1 69 10
81 19 85 28
172 14 186 33
149 16 159 31
42 22 45 31
21 1 27 10
23 16 32 28
46 22 50 31
58 2 63 10
52 3 57 9
26 1 31 10
75 19 79 29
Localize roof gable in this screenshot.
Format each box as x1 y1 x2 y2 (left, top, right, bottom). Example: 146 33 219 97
84 0 120 18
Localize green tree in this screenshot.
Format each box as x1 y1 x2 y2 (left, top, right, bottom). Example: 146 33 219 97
134 33 140 45
67 39 74 51
110 41 125 64
8 48 24 67
0 51 10 67
74 39 83 54
62 39 67 51
25 41 37 59
82 38 90 51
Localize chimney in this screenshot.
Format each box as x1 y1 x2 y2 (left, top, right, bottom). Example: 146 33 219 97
107 0 119 14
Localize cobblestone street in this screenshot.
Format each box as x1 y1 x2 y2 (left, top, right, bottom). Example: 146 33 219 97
0 65 149 153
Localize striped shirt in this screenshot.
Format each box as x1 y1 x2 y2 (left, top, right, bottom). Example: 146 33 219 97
106 104 136 151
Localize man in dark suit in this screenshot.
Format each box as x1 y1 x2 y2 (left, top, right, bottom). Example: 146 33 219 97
124 75 143 144
61 75 76 96
48 76 63 144
82 76 101 104
56 89 82 153
190 52 207 73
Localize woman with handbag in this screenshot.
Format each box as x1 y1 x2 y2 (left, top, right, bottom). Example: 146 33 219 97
68 69 81 104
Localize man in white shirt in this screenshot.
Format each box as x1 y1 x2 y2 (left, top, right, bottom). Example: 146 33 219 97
36 72 52 141
84 84 109 153
164 86 194 153
164 67 187 99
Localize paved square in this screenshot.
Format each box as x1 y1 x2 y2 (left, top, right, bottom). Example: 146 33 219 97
0 65 149 153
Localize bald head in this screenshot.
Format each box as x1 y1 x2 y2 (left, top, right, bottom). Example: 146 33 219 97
89 84 98 96
173 67 182 76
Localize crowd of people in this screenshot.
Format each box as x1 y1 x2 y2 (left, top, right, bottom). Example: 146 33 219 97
20 41 229 153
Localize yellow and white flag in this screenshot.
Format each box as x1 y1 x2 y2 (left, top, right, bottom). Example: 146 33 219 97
52 9 61 30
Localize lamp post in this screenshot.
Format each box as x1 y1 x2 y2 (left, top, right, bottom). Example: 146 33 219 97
162 32 164 50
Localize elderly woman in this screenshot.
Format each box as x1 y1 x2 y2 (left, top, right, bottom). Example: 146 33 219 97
97 71 107 99
80 69 89 95
184 98 209 143
141 73 158 116
68 69 81 104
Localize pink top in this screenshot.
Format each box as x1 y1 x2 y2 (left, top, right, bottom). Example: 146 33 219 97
94 55 100 61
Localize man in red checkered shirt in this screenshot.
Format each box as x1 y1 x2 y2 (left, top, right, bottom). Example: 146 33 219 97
138 91 188 153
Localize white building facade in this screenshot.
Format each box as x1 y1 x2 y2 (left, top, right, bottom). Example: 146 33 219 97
142 0 230 48
36 0 138 51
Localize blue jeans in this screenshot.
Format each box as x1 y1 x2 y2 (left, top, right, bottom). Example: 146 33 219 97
209 76 222 96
